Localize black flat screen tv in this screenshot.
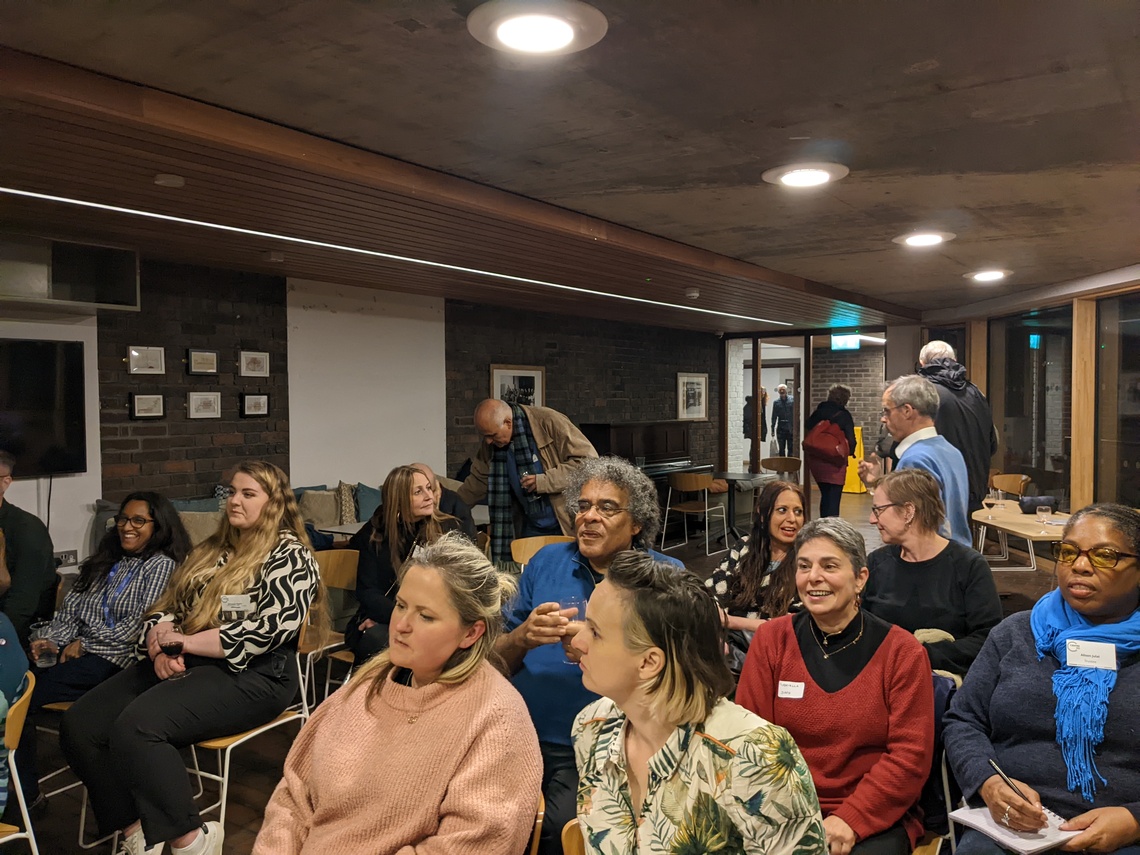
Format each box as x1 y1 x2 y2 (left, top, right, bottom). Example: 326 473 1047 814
0 339 87 477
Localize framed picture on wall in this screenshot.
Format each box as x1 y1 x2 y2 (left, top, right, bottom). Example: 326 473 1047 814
186 348 219 375
127 346 165 375
239 350 270 377
129 393 164 420
187 391 221 419
240 393 269 418
677 372 708 420
490 364 545 407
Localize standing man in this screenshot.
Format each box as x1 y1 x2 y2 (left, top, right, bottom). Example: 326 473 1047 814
497 456 681 855
858 376 972 547
771 384 795 456
457 398 597 564
0 450 57 644
917 341 998 514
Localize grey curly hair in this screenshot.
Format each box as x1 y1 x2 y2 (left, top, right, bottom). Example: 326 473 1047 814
564 456 661 548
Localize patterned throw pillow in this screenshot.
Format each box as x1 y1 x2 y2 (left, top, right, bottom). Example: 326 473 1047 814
336 482 357 525
297 490 339 528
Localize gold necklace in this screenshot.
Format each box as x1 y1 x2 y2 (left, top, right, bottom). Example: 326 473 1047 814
810 611 864 660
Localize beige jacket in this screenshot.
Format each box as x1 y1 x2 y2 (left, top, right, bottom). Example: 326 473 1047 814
456 404 598 535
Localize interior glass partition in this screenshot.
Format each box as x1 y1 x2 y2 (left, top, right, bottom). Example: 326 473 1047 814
988 306 1073 512
1095 293 1140 506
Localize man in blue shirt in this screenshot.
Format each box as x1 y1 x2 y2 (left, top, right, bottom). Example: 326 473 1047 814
497 456 682 855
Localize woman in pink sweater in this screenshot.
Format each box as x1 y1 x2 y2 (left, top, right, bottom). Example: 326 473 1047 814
254 532 542 855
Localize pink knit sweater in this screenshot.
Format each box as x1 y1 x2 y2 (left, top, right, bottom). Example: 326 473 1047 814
254 660 543 855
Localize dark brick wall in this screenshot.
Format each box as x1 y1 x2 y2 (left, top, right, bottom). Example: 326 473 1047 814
445 301 721 476
97 260 289 501
810 346 886 455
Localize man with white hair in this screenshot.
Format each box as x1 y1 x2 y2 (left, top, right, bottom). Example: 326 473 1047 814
917 341 998 514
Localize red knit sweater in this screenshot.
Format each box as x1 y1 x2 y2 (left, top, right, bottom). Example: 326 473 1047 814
736 614 934 847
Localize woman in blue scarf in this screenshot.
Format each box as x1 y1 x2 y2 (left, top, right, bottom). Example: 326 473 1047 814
944 503 1140 854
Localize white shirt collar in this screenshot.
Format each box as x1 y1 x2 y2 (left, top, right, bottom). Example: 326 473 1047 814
895 425 938 458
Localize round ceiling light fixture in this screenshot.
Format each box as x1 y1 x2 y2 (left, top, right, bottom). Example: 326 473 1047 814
892 230 956 247
965 269 1010 282
467 0 608 55
685 287 701 300
761 161 849 188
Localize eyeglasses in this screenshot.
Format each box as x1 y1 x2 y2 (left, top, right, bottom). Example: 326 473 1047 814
114 515 154 528
869 503 901 519
1051 541 1140 570
575 500 629 518
881 404 906 418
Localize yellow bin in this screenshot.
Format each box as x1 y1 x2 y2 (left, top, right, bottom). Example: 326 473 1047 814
843 426 867 494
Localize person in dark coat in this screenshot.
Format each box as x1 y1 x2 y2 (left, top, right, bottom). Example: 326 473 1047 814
918 341 997 514
804 384 857 517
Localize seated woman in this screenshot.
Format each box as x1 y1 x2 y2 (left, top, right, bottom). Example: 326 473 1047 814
944 503 1140 855
19 491 191 808
737 518 935 855
864 469 1002 679
571 550 826 855
345 464 466 665
61 461 323 855
254 531 541 853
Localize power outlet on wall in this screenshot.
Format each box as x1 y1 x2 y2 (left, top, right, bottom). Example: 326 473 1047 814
54 550 78 568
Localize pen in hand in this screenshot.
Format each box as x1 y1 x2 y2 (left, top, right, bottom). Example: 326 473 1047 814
988 759 1033 804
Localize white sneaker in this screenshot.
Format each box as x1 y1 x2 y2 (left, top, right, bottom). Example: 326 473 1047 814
118 827 165 855
198 821 224 855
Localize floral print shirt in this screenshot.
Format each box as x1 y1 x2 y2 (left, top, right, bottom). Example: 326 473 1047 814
572 697 827 855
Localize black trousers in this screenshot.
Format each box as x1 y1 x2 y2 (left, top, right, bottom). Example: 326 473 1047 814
850 824 910 855
817 482 844 518
538 741 578 855
60 650 296 846
777 430 793 456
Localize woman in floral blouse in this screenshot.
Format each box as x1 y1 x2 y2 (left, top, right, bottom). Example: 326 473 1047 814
570 550 826 855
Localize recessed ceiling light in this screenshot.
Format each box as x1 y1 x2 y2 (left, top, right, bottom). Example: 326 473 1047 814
685 287 700 300
761 161 849 187
966 269 1010 282
892 231 956 247
467 0 608 55
263 250 286 263
153 173 185 188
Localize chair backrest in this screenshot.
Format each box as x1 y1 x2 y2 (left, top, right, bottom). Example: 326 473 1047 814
4 672 35 751
668 471 713 492
529 794 545 855
991 473 1030 496
561 818 585 855
511 536 574 566
761 456 801 476
315 549 359 592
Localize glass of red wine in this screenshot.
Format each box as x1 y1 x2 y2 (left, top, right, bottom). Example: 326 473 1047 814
159 628 188 680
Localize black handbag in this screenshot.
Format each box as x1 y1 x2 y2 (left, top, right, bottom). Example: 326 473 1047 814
1018 496 1057 514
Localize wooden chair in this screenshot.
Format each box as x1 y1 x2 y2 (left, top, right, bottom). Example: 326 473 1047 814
529 794 545 855
660 472 728 555
561 818 585 855
1 672 41 855
981 474 1032 561
300 549 359 709
761 456 802 483
511 535 574 568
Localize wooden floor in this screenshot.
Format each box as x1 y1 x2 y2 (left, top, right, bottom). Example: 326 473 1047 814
22 490 1058 854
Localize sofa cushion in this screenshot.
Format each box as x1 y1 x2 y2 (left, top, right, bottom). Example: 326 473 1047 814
335 481 357 525
292 484 328 502
355 482 382 523
298 489 339 528
179 510 224 546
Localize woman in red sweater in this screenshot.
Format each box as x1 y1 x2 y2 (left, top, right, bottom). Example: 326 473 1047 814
737 517 934 855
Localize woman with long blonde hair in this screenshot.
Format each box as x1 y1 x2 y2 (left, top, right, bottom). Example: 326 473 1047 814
345 464 466 664
255 532 542 854
62 461 324 855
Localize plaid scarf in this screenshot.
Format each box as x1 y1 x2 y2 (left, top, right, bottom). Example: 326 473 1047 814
488 404 553 563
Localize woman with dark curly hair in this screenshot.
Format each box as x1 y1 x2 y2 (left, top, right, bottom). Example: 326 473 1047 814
18 491 190 808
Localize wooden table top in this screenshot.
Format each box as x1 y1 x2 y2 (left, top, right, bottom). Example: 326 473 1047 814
972 506 1069 541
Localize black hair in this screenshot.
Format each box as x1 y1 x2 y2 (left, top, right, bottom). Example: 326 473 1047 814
74 492 192 593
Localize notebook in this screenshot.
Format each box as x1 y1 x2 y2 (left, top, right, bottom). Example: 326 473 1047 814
949 805 1079 855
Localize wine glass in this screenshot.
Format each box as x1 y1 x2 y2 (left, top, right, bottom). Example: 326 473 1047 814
982 490 998 520
159 627 188 680
560 596 587 664
1037 504 1051 534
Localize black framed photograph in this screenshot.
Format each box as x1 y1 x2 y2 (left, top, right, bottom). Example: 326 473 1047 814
241 393 269 417
239 350 270 377
187 348 219 375
129 393 164 420
490 364 545 407
187 391 221 419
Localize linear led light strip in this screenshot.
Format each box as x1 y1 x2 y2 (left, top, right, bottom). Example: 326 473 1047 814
0 186 792 327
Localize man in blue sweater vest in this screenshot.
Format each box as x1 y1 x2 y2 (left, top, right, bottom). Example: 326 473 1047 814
858 375 972 546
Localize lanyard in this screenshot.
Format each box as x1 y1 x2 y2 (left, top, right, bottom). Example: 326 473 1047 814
101 559 138 628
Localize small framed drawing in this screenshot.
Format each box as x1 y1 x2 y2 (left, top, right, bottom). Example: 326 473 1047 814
241 393 269 418
677 372 708 421
130 393 164 420
490 364 545 407
187 348 219 375
187 391 222 419
239 351 270 377
127 346 165 375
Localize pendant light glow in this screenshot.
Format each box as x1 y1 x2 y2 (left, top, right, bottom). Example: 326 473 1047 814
761 161 849 188
467 0 608 55
496 15 574 52
892 231 956 247
967 269 1009 282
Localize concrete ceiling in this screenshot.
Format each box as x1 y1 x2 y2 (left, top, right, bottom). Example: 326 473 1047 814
1 0 1138 329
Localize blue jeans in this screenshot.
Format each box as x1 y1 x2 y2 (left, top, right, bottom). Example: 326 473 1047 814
956 828 1140 855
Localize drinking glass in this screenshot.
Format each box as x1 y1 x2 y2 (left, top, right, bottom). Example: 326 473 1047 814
1037 504 1051 533
982 490 998 519
29 621 58 668
561 596 586 664
993 490 1006 512
159 627 188 680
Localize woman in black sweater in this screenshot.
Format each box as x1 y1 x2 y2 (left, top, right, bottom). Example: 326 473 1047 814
345 465 464 664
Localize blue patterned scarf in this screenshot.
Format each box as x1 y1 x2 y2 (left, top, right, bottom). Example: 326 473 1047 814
1029 589 1140 801
487 404 551 563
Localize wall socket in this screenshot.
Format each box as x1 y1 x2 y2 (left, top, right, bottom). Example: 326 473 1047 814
54 550 78 568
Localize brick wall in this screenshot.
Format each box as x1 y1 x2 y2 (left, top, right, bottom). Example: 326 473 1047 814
444 301 721 476
97 260 289 501
809 346 886 455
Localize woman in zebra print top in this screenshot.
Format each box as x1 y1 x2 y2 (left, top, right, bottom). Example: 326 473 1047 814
61 460 326 855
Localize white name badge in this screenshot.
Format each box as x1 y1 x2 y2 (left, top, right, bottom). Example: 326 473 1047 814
220 594 254 621
1066 639 1116 671
778 680 805 699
